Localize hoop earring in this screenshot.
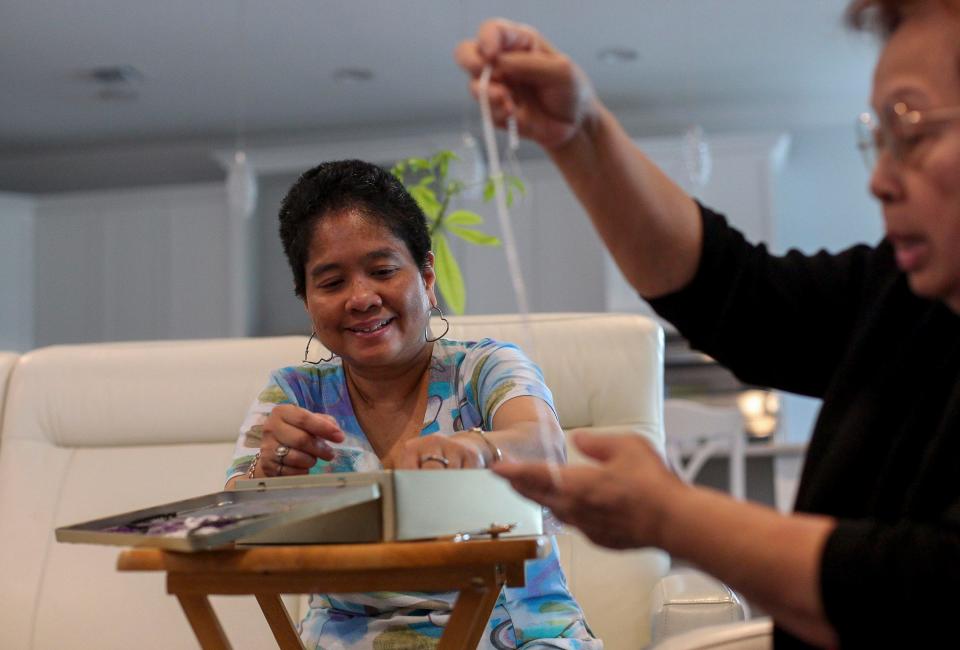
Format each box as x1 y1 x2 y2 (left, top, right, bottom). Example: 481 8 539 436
303 332 335 364
425 305 450 343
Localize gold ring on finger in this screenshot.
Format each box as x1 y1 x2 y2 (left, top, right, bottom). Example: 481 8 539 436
420 454 450 468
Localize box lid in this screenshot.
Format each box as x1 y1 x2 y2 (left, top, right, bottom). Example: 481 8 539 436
55 483 380 552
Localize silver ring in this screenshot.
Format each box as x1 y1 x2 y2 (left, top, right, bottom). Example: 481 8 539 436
275 445 290 460
276 464 284 477
420 454 450 468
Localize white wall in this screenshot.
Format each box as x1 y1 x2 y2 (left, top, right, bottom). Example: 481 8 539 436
15 124 884 368
0 193 36 351
33 183 234 347
253 172 306 337
457 158 608 316
774 124 883 254
605 132 788 324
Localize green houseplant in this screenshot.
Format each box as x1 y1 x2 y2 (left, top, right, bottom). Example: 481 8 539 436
391 150 524 314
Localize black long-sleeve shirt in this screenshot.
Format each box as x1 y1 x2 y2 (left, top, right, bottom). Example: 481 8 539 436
649 205 960 648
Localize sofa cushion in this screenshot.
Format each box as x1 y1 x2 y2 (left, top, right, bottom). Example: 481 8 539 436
3 337 304 448
0 351 18 442
650 569 746 644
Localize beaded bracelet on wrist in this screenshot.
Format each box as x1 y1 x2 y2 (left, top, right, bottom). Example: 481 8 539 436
247 451 261 479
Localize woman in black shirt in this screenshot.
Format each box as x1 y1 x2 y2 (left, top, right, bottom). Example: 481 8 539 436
456 1 960 647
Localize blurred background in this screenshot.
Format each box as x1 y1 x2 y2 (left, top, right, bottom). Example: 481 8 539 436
0 0 884 452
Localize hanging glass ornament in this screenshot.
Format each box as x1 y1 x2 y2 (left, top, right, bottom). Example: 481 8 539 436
682 124 713 194
226 150 257 220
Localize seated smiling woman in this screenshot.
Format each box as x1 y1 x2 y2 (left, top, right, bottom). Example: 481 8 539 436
225 159 600 650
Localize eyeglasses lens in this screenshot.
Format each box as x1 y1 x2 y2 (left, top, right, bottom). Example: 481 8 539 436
856 113 878 170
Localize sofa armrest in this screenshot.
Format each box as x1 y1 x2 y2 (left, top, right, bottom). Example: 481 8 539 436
649 569 747 645
648 618 773 650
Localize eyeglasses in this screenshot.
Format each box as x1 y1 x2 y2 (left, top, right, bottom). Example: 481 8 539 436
856 101 960 170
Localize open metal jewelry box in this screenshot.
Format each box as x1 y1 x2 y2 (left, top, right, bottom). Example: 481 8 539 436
55 469 543 552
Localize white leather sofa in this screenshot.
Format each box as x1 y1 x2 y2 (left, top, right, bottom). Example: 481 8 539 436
650 619 772 650
0 313 738 650
0 351 18 440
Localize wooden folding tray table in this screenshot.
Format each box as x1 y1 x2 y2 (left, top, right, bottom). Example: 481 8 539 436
118 536 547 650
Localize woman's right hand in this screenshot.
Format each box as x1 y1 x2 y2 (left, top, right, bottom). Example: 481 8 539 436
454 18 599 151
253 404 345 478
493 431 686 549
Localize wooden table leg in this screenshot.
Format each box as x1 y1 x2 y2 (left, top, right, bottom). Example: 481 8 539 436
176 594 233 650
255 594 306 650
438 568 504 650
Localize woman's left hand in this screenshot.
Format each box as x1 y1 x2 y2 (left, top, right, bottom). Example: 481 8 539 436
387 432 487 470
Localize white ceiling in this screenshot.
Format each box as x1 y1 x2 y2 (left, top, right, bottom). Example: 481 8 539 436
0 0 881 193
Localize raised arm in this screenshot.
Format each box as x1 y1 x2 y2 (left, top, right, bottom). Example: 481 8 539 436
455 18 702 298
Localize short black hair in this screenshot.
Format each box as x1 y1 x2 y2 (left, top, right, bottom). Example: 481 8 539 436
278 159 431 299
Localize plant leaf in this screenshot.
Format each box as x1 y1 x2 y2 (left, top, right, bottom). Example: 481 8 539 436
478 174 528 208
409 185 441 221
432 150 458 179
432 233 466 314
483 178 495 202
445 210 484 227
448 226 501 246
446 179 464 198
507 175 526 195
506 174 527 208
409 158 432 172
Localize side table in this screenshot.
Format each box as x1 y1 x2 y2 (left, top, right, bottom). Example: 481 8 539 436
118 537 547 650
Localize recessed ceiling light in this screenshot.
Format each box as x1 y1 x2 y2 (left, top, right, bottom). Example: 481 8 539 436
597 47 639 64
333 67 375 83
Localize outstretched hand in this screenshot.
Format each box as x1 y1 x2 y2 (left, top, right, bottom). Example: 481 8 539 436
385 432 487 470
493 431 687 549
454 18 599 151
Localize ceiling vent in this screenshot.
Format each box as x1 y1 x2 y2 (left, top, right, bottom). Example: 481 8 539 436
332 67 374 84
597 47 639 65
83 65 144 101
